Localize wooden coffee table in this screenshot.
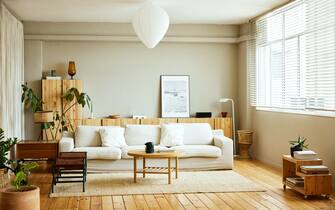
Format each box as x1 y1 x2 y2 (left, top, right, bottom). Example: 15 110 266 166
127 151 179 184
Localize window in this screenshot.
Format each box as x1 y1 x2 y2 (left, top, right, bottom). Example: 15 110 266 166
249 0 335 115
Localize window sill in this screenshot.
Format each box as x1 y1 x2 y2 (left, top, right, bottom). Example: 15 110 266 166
256 107 335 118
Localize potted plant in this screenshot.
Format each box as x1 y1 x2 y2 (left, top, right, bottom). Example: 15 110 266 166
0 128 17 189
0 161 39 210
289 136 309 157
21 84 55 140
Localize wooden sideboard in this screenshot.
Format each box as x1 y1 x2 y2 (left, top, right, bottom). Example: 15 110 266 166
16 140 58 161
72 117 233 138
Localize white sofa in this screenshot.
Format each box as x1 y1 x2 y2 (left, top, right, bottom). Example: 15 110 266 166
59 123 233 171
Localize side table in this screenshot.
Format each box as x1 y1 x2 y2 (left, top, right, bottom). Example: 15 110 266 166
282 155 332 199
52 152 87 193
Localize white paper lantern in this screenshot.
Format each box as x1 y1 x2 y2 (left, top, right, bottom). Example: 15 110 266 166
132 3 170 48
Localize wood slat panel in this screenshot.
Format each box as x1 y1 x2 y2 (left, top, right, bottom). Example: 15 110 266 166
62 80 83 120
177 118 215 128
214 117 232 138
81 119 102 126
140 118 178 125
101 118 121 126
42 80 62 140
120 118 140 127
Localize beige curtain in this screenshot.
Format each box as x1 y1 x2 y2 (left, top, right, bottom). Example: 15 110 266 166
0 4 24 138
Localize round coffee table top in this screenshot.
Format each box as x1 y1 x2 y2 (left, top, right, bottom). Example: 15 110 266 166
127 150 179 158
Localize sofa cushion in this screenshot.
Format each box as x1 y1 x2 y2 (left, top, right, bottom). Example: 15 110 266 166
124 125 161 146
160 123 184 147
99 127 127 148
172 145 221 158
75 125 120 147
181 123 214 145
73 147 121 160
121 145 166 159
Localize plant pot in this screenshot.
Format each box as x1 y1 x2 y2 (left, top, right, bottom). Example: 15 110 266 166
290 145 303 157
0 186 40 210
0 168 9 189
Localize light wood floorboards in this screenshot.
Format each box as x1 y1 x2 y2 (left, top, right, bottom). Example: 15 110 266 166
31 159 335 210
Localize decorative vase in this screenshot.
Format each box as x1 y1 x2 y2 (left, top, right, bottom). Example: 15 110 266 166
0 186 40 210
290 145 303 157
145 142 154 153
0 168 9 189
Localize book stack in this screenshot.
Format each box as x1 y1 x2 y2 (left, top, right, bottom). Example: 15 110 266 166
300 165 329 174
46 76 61 80
293 150 317 160
286 177 304 187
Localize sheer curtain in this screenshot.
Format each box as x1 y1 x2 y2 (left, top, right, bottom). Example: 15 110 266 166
0 5 24 138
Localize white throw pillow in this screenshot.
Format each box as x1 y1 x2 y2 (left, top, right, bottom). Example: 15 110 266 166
160 124 184 147
99 127 127 148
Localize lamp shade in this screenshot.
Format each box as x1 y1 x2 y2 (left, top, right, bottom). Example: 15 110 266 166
132 3 169 48
34 111 53 123
68 61 76 79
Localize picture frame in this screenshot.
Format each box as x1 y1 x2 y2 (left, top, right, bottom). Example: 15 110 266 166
161 75 190 118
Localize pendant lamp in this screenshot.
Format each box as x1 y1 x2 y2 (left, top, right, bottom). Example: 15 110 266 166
132 3 169 48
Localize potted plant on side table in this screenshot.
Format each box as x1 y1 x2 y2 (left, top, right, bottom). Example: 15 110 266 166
0 161 39 210
289 136 309 157
0 128 17 189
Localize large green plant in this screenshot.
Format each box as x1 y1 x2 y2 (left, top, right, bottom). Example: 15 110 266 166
53 87 92 134
0 128 18 169
21 84 43 113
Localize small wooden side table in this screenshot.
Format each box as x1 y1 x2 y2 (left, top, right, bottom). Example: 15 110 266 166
16 140 59 161
127 151 179 184
282 155 332 199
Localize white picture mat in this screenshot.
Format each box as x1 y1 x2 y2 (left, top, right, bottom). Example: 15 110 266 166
161 75 190 118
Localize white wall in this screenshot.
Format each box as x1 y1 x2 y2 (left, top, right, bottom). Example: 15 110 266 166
24 22 239 139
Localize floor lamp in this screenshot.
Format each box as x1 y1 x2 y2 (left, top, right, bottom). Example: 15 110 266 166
219 98 236 155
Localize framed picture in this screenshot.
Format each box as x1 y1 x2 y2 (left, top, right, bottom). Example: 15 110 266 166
161 75 190 118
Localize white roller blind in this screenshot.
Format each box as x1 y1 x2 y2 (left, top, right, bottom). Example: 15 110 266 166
249 0 335 114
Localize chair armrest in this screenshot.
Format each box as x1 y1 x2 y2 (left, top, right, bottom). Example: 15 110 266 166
59 137 75 153
213 131 234 168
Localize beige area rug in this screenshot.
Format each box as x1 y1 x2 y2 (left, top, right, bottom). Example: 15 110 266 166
50 171 265 197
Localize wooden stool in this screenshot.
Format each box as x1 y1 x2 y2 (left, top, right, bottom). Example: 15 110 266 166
237 130 253 159
52 152 87 193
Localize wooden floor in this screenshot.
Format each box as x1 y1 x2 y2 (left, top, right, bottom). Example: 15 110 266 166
30 159 335 210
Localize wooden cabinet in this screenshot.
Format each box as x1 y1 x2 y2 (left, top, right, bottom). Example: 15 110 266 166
282 155 332 199
41 79 82 139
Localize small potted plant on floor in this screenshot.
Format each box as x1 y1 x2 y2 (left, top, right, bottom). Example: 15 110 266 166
289 136 308 157
0 161 39 210
0 128 17 189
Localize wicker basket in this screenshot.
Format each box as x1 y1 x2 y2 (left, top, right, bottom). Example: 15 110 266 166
0 168 10 189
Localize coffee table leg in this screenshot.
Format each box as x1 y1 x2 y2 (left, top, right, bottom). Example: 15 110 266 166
168 157 171 184
175 156 178 179
143 157 146 178
134 157 137 183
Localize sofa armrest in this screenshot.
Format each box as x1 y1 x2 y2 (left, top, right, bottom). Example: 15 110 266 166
59 137 75 153
213 131 234 169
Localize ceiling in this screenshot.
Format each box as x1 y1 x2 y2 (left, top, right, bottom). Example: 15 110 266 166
4 0 289 24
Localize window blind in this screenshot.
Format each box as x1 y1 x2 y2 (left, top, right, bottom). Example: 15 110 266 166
249 0 335 114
